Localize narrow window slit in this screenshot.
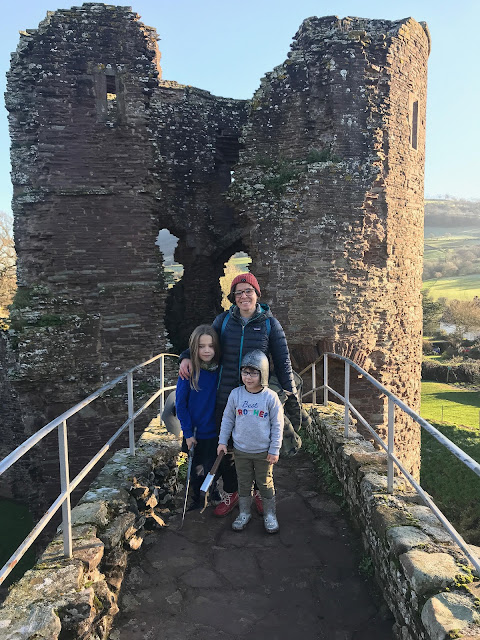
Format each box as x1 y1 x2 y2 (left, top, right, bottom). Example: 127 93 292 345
410 100 418 150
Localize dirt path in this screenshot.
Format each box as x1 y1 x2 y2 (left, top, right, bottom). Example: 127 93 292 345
111 450 394 640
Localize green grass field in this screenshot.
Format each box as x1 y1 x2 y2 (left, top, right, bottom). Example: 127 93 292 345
424 231 480 261
420 381 480 545
423 228 480 300
421 381 480 428
422 274 480 300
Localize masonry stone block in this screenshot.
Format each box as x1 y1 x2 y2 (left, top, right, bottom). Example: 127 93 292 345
421 592 480 640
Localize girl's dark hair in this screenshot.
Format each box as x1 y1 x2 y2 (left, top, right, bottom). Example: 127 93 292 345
189 324 220 391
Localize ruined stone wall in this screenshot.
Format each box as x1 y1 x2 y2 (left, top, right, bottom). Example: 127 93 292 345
229 16 430 476
149 84 248 349
0 422 181 638
5 4 165 504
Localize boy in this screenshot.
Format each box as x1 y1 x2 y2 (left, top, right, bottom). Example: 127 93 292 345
217 350 283 533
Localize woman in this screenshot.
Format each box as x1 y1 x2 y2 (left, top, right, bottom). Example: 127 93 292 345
179 273 298 516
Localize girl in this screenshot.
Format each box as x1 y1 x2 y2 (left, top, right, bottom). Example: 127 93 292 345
175 324 220 510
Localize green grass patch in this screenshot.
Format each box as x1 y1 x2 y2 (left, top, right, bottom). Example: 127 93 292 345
421 381 480 429
425 226 480 252
422 274 480 300
424 232 480 259
229 256 252 268
0 499 35 587
420 381 480 545
420 422 480 545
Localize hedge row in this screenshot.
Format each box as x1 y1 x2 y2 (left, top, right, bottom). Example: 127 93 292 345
422 359 480 383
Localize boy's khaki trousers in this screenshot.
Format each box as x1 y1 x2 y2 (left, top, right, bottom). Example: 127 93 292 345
233 448 275 499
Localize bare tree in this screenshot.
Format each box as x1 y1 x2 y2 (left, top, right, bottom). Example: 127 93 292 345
0 212 16 318
219 257 248 311
444 299 480 341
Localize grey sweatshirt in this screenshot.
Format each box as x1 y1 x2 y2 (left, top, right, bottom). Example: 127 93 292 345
219 386 284 456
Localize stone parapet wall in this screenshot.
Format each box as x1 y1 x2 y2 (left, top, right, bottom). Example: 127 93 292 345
0 423 181 640
306 404 480 640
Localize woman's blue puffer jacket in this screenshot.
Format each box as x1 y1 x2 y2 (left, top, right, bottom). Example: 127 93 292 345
212 303 297 409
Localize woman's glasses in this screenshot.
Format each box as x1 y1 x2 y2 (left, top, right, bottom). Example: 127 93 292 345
234 288 255 298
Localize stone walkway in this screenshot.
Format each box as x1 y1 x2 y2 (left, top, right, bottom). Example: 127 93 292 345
111 451 395 640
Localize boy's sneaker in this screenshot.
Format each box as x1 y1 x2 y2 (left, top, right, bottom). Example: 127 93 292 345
253 490 264 515
213 491 239 517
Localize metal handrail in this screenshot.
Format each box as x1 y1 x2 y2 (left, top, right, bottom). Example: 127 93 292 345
0 352 178 586
300 352 480 574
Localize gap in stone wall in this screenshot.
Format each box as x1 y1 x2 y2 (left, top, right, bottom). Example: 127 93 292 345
219 251 251 311
156 228 183 351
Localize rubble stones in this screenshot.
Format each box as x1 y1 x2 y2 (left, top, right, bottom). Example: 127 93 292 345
100 512 136 550
0 603 62 640
68 501 109 528
40 534 104 572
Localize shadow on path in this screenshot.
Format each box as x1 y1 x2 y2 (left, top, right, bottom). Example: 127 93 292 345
111 451 394 639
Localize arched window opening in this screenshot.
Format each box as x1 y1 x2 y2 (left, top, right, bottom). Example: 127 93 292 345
156 229 183 289
157 228 185 352
220 251 252 310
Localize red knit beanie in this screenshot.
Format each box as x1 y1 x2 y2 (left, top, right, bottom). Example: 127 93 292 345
230 273 261 297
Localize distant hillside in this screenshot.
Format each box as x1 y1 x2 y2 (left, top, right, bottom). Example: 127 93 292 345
425 199 480 231
423 199 480 296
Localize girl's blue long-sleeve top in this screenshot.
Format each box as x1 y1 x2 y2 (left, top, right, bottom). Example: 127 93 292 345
175 368 218 440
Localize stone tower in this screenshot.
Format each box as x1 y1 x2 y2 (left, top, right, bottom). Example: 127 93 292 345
229 16 429 477
1 5 428 505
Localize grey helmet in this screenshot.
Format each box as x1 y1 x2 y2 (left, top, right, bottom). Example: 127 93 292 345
241 350 270 387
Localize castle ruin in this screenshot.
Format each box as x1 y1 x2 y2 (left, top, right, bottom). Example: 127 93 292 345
0 3 429 505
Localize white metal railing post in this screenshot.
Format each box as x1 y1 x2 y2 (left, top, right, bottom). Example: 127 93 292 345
58 419 72 558
344 362 350 437
312 363 317 405
127 372 135 455
323 353 328 406
159 354 165 419
387 398 395 493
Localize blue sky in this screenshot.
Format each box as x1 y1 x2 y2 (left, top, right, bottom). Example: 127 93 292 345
0 0 478 215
